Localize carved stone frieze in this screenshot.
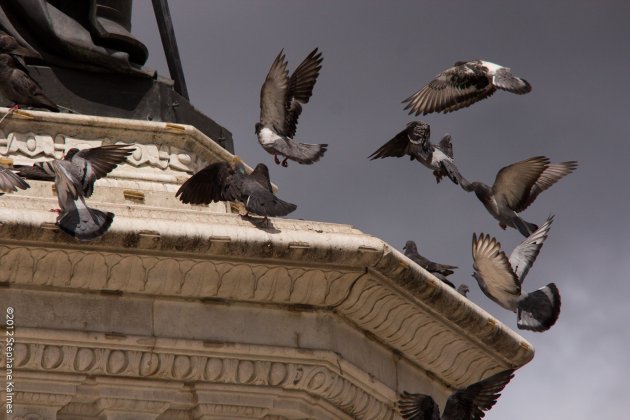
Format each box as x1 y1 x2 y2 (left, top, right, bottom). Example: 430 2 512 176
6 336 396 420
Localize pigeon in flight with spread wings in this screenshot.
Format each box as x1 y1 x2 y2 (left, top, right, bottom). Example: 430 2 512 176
0 53 58 112
17 144 134 240
368 121 466 185
460 156 577 237
403 240 457 288
472 216 561 332
256 48 327 167
398 369 515 420
176 159 296 219
403 60 531 115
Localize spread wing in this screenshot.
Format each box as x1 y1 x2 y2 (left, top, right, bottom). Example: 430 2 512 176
403 62 494 115
513 161 578 213
175 161 237 205
0 168 29 192
509 216 553 284
284 48 323 138
492 156 548 211
398 392 440 420
368 122 429 161
442 369 515 420
260 50 290 134
472 233 521 310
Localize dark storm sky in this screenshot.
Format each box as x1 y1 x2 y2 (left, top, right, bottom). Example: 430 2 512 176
131 2 630 418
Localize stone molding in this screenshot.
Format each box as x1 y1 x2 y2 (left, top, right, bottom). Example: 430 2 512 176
2 328 396 419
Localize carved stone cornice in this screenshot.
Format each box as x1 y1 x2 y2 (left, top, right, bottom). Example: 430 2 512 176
4 328 396 419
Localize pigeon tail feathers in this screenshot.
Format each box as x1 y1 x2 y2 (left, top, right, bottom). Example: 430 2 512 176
512 216 538 237
57 203 114 241
517 283 561 332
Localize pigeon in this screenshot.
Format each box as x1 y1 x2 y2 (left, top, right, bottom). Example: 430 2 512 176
460 156 578 237
0 167 30 194
398 369 515 420
457 284 470 297
256 48 327 167
368 121 466 184
0 30 40 59
403 60 531 115
17 144 134 240
0 53 59 111
403 240 457 288
176 159 297 218
472 216 561 332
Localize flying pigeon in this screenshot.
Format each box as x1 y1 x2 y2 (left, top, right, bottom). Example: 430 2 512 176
398 369 515 420
368 121 466 184
403 240 457 288
403 60 531 115
472 216 561 332
17 144 134 240
460 156 578 237
0 53 59 111
176 159 297 218
457 284 470 297
256 48 327 167
0 167 30 194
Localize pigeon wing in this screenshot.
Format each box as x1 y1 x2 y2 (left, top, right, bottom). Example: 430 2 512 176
472 233 521 311
51 160 82 210
492 68 531 94
442 369 515 420
237 176 296 217
0 168 29 192
509 216 553 284
74 144 134 196
284 48 323 138
397 391 440 420
15 162 56 181
176 161 236 205
491 156 549 211
368 123 427 160
437 134 454 158
403 63 493 115
260 50 289 134
513 161 578 213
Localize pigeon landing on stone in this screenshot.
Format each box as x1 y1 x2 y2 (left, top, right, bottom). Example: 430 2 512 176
398 369 515 420
403 60 531 115
368 121 467 185
256 48 327 167
472 216 561 332
0 53 59 112
17 144 134 240
460 156 577 237
403 240 457 288
176 160 297 220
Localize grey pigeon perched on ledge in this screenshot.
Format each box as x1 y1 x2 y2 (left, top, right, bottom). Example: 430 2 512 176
472 216 561 332
398 369 515 419
403 240 457 288
460 156 578 237
17 144 134 240
256 48 327 167
403 60 531 115
176 159 297 218
0 53 58 112
369 121 466 185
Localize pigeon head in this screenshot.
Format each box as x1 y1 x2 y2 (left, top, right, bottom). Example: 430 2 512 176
63 148 80 160
457 284 470 296
403 240 418 253
408 121 430 143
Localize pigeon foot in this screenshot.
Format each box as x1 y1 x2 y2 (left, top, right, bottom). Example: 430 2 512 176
274 154 281 165
281 157 289 167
